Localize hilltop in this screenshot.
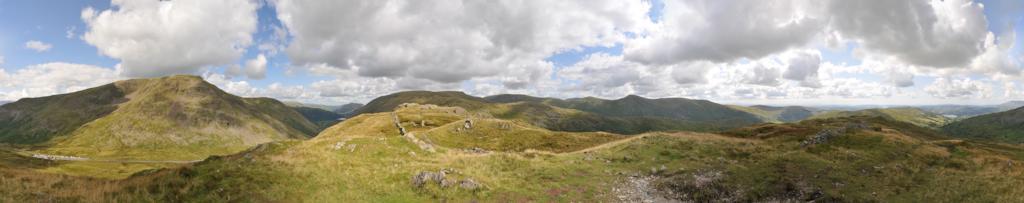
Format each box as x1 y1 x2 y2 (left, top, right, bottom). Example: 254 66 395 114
728 105 816 123
0 75 318 161
357 91 763 134
943 106 1024 143
487 94 763 124
808 107 953 129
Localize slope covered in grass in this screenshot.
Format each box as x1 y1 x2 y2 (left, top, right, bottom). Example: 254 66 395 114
808 107 953 129
488 94 764 125
943 106 1024 143
0 75 318 161
358 91 761 134
0 83 128 144
2 106 1021 202
729 105 815 123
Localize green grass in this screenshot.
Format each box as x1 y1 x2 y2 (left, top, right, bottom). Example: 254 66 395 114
809 107 953 129
1 106 1022 202
1 75 318 161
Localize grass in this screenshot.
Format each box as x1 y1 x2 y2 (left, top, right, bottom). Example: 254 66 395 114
809 107 953 129
0 104 1022 202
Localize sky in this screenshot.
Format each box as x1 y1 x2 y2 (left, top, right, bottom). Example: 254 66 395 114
0 0 1023 106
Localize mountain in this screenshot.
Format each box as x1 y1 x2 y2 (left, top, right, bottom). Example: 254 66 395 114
487 94 762 124
5 107 1021 202
996 100 1024 111
807 107 952 129
943 106 1024 143
356 91 492 114
550 95 762 124
333 103 364 116
917 105 1000 118
283 101 338 111
359 92 762 134
483 94 549 103
728 105 815 123
0 75 318 160
291 106 344 130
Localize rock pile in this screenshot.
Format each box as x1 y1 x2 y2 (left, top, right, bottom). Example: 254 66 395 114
801 121 872 147
31 154 87 161
411 169 482 191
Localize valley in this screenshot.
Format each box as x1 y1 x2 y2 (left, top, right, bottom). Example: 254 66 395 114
0 76 1021 202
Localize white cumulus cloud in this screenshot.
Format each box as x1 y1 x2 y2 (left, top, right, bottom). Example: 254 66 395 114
0 63 121 101
25 40 53 52
274 0 650 85
81 0 259 78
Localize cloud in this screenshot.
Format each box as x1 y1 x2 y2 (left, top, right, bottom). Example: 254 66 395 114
924 78 992 98
81 0 259 78
25 40 53 52
828 0 989 68
559 53 644 89
782 51 822 87
887 71 915 87
274 0 650 84
0 63 121 101
65 26 76 39
671 61 714 85
968 29 1021 77
625 0 828 64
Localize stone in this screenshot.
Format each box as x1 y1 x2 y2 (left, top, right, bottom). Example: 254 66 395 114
420 120 426 127
465 147 488 154
458 178 481 190
411 171 445 188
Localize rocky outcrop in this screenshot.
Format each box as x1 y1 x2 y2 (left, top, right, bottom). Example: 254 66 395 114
411 169 482 191
801 121 872 147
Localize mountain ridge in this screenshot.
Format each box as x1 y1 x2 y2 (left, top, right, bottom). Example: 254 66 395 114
0 75 318 160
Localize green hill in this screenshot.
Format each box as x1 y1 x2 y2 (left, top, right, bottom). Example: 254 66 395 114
728 105 815 123
487 94 763 125
0 75 318 160
808 107 953 129
943 106 1024 143
360 91 761 134
3 106 1021 202
356 91 491 114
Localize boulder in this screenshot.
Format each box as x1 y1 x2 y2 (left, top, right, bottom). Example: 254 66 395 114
458 178 481 190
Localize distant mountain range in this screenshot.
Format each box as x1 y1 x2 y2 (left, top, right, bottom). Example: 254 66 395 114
283 102 365 129
808 107 953 129
353 91 763 134
0 75 318 160
727 105 817 123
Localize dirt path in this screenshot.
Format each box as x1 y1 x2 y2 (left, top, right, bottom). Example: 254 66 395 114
568 134 651 155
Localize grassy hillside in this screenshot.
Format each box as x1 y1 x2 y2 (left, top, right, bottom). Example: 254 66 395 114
808 107 953 129
729 105 814 123
0 75 318 161
357 91 492 114
943 107 1024 143
1 107 1021 202
0 83 128 144
364 92 763 134
488 94 764 125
